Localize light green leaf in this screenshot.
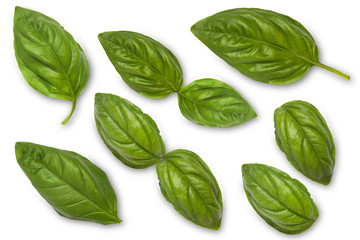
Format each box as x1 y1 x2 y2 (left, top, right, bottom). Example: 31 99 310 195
242 164 318 234
178 78 256 127
156 149 222 230
94 93 165 169
274 100 335 185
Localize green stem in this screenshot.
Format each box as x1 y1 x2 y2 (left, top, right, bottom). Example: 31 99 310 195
61 100 76 125
314 62 350 80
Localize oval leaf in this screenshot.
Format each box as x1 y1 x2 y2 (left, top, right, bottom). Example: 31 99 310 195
156 149 223 230
191 8 349 84
242 164 319 234
94 93 166 169
13 7 90 124
15 142 121 224
274 100 335 185
98 31 183 98
178 78 256 127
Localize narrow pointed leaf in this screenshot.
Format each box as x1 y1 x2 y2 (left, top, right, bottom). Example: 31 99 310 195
15 142 121 224
191 8 349 84
98 31 183 98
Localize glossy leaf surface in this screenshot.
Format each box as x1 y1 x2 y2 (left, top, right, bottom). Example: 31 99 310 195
15 142 121 224
94 93 165 169
242 164 318 234
98 31 183 98
178 78 256 127
14 7 90 124
191 8 349 84
156 149 222 230
274 100 335 185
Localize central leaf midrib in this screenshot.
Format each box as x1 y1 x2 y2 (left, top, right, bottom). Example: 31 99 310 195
246 174 314 222
193 28 318 66
33 155 118 221
164 158 218 222
101 37 179 92
96 107 160 159
178 91 241 114
282 107 328 175
21 11 76 102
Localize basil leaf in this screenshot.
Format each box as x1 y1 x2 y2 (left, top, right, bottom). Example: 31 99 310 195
98 31 183 99
15 142 121 224
242 164 319 234
13 7 90 124
178 78 256 127
94 93 165 169
156 149 223 230
191 8 350 84
274 100 335 185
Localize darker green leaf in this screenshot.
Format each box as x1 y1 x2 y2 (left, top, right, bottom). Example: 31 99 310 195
14 7 90 124
191 8 349 84
15 142 121 224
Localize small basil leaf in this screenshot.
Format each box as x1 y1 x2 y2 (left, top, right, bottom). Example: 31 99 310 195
156 149 223 230
94 93 165 169
178 78 256 127
191 8 350 84
98 31 183 99
15 142 121 224
274 100 335 185
13 7 90 124
242 164 319 234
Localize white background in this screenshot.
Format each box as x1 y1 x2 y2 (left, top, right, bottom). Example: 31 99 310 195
0 0 358 239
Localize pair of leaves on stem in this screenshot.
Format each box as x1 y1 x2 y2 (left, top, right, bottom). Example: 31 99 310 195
13 7 90 125
191 8 350 84
15 142 121 224
94 93 223 230
242 164 319 234
98 31 256 128
274 100 335 185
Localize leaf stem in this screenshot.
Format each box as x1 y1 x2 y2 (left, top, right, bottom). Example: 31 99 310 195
314 62 350 80
61 100 76 125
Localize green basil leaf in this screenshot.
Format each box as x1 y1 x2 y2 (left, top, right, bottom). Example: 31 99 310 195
242 164 318 234
94 93 165 169
13 7 90 125
15 142 121 224
178 78 256 127
156 149 222 230
274 100 335 185
191 8 350 84
98 31 183 99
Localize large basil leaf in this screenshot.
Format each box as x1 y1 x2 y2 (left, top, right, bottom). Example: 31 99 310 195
98 31 183 98
242 164 318 234
13 7 90 124
94 93 165 169
15 142 121 224
274 100 335 185
156 149 222 230
178 78 256 127
191 8 350 84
